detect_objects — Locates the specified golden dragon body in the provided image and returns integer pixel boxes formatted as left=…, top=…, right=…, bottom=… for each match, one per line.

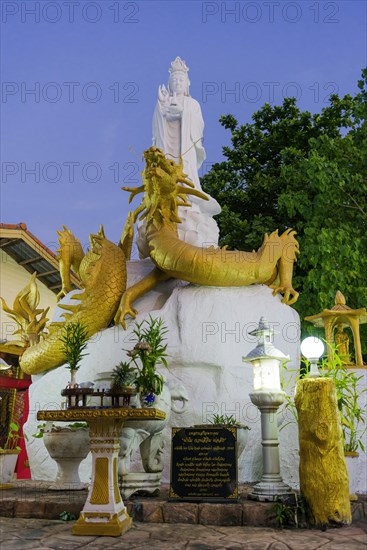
left=14, top=227, right=127, bottom=375
left=115, top=147, right=300, bottom=327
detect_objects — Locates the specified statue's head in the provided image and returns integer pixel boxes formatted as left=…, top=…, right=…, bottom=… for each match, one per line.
left=168, top=56, right=190, bottom=96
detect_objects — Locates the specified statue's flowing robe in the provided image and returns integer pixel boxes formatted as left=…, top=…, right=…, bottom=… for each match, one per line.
left=152, top=96, right=206, bottom=190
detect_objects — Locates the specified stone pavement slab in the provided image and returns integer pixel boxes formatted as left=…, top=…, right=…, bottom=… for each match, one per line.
left=0, top=518, right=366, bottom=550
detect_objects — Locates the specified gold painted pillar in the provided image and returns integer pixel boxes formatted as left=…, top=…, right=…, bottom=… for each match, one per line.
left=73, top=416, right=131, bottom=536
left=295, top=378, right=351, bottom=526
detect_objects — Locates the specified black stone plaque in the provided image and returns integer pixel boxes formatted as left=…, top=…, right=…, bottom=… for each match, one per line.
left=169, top=427, right=238, bottom=501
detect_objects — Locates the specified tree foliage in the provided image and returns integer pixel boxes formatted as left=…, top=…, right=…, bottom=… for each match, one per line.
left=201, top=70, right=367, bottom=353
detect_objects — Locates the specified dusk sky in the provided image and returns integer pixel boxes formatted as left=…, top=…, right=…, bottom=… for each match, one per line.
left=1, top=0, right=366, bottom=256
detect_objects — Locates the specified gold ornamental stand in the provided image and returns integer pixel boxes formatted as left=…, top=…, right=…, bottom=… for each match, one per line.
left=37, top=408, right=165, bottom=536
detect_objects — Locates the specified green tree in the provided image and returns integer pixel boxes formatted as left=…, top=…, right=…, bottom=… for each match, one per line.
left=201, top=70, right=367, bottom=355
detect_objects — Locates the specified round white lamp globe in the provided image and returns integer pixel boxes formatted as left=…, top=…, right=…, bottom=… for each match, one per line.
left=301, top=337, right=324, bottom=378
left=301, top=337, right=324, bottom=360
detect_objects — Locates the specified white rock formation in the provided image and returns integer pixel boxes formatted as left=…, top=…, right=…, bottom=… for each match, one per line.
left=24, top=259, right=367, bottom=494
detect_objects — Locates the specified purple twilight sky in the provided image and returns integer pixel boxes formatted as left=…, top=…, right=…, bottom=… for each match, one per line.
left=1, top=0, right=366, bottom=256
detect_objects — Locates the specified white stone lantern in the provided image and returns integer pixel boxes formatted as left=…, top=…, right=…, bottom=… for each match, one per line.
left=243, top=317, right=293, bottom=501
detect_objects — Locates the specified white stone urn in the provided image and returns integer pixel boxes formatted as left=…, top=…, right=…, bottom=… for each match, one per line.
left=0, top=450, right=20, bottom=484
left=43, top=427, right=90, bottom=490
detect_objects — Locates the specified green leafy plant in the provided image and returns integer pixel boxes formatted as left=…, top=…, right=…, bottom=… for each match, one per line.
left=271, top=495, right=306, bottom=528
left=60, top=321, right=89, bottom=372
left=272, top=498, right=295, bottom=528
left=127, top=316, right=168, bottom=405
left=201, top=70, right=367, bottom=350
left=280, top=344, right=367, bottom=453
left=110, top=361, right=137, bottom=389
left=209, top=414, right=239, bottom=426
left=59, top=511, right=77, bottom=521
left=32, top=422, right=88, bottom=438
left=321, top=350, right=367, bottom=453
left=0, top=422, right=21, bottom=450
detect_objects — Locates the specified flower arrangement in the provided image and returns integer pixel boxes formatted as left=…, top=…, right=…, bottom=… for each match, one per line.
left=124, top=316, right=168, bottom=406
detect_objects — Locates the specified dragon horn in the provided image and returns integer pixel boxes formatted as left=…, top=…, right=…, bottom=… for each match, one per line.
left=177, top=177, right=195, bottom=188
left=176, top=186, right=209, bottom=201
left=89, top=226, right=105, bottom=246
left=121, top=185, right=145, bottom=204
left=56, top=224, right=70, bottom=236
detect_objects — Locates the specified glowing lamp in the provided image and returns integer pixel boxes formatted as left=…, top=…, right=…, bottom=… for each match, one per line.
left=243, top=317, right=289, bottom=391
left=300, top=337, right=324, bottom=378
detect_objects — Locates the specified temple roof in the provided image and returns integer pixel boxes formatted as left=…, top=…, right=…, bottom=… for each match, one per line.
left=305, top=291, right=367, bottom=327
left=0, top=223, right=80, bottom=295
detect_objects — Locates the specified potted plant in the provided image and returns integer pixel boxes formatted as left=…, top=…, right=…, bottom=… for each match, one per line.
left=60, top=320, right=89, bottom=389
left=209, top=414, right=250, bottom=460
left=108, top=361, right=138, bottom=406
left=33, top=422, right=90, bottom=490
left=0, top=421, right=21, bottom=485
left=127, top=316, right=168, bottom=406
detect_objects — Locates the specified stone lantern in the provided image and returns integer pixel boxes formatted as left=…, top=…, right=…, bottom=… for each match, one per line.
left=243, top=317, right=292, bottom=501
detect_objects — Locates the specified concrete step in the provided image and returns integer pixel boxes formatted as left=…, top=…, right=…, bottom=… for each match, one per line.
left=1, top=481, right=366, bottom=527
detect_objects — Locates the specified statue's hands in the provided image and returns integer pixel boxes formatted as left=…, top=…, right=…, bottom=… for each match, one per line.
left=158, top=84, right=169, bottom=105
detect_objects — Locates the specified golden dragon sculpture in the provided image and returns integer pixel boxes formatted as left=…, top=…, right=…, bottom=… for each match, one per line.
left=1, top=225, right=131, bottom=375
left=114, top=146, right=300, bottom=328
left=1, top=146, right=299, bottom=373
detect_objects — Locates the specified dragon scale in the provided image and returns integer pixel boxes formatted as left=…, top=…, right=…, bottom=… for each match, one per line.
left=20, top=232, right=126, bottom=375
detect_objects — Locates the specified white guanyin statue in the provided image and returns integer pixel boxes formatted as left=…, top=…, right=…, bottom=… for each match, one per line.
left=136, top=56, right=221, bottom=258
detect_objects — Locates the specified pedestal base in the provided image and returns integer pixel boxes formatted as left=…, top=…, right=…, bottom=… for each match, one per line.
left=248, top=478, right=293, bottom=502
left=73, top=510, right=132, bottom=536
left=37, top=408, right=165, bottom=537
left=120, top=472, right=161, bottom=499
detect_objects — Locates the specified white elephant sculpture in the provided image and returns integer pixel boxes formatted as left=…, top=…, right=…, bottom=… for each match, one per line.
left=118, top=381, right=189, bottom=476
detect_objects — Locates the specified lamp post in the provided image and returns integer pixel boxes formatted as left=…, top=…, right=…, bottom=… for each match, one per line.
left=300, top=337, right=324, bottom=377
left=243, top=317, right=293, bottom=501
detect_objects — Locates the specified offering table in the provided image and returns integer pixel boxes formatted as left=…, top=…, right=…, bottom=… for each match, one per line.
left=37, top=407, right=165, bottom=536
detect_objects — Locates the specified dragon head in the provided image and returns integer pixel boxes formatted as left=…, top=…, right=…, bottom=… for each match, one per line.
left=56, top=225, right=84, bottom=268
left=123, top=147, right=209, bottom=227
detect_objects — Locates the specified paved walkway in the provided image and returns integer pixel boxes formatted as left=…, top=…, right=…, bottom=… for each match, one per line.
left=0, top=517, right=366, bottom=549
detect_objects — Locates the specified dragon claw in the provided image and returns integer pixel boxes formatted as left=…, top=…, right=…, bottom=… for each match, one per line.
left=114, top=294, right=138, bottom=330
left=272, top=286, right=299, bottom=306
